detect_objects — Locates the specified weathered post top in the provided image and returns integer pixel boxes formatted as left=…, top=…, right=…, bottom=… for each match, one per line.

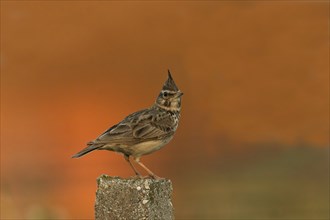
left=95, top=174, right=174, bottom=220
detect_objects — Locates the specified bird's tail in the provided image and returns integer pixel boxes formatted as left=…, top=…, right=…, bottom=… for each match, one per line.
left=71, top=142, right=102, bottom=158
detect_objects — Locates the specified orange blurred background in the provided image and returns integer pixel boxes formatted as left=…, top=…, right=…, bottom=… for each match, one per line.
left=1, top=1, right=329, bottom=219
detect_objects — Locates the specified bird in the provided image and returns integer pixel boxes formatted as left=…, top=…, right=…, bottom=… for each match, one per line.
left=72, top=70, right=183, bottom=179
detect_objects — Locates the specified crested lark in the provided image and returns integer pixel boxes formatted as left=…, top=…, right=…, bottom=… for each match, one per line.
left=72, top=70, right=183, bottom=178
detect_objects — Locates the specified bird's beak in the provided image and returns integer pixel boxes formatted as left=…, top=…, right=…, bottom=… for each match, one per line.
left=176, top=91, right=184, bottom=98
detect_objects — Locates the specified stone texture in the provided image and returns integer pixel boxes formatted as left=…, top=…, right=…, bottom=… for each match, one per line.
left=95, top=174, right=174, bottom=220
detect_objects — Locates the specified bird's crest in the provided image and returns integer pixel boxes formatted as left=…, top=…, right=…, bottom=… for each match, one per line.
left=162, top=69, right=179, bottom=91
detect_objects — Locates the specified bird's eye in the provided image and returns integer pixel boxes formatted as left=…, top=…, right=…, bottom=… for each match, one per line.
left=163, top=92, right=168, bottom=97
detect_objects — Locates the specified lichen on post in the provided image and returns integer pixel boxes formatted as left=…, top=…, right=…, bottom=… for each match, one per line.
left=95, top=174, right=174, bottom=220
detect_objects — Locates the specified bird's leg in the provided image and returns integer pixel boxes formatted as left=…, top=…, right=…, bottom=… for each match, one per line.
left=124, top=155, right=141, bottom=177
left=134, top=157, right=160, bottom=179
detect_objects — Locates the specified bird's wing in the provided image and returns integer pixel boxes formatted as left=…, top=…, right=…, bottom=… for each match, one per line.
left=90, top=108, right=174, bottom=145
left=132, top=111, right=175, bottom=139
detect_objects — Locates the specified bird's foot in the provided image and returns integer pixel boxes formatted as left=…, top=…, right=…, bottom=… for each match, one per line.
left=149, top=174, right=163, bottom=180
left=132, top=174, right=163, bottom=179
left=131, top=174, right=143, bottom=179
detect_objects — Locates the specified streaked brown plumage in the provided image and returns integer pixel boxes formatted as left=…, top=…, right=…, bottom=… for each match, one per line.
left=72, top=70, right=183, bottom=178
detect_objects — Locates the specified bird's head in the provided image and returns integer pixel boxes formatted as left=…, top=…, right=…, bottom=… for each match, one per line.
left=155, top=70, right=183, bottom=111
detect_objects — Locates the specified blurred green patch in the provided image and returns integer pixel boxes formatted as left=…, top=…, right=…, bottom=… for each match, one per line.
left=173, top=145, right=329, bottom=219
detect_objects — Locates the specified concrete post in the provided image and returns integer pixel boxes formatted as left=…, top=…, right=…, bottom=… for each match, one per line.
left=95, top=174, right=174, bottom=220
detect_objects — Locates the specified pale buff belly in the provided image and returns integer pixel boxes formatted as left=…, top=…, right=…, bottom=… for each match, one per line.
left=100, top=137, right=173, bottom=157
left=128, top=137, right=173, bottom=157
